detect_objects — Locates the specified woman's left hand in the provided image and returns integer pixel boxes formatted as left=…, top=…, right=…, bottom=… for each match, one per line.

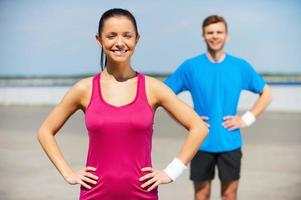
left=139, top=167, right=172, bottom=191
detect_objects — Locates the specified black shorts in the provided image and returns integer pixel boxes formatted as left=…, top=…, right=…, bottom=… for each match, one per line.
left=190, top=149, right=242, bottom=183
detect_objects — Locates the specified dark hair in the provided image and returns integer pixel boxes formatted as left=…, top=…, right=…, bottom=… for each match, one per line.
left=98, top=8, right=139, bottom=70
left=202, top=15, right=228, bottom=34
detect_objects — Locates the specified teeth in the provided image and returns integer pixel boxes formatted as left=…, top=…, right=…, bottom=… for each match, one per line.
left=113, top=50, right=127, bottom=56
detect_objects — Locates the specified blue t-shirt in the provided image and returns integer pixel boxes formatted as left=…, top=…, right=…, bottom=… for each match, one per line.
left=164, top=53, right=266, bottom=152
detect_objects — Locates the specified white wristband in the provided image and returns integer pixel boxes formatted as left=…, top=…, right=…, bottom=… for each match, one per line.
left=241, top=111, right=256, bottom=127
left=163, top=158, right=187, bottom=181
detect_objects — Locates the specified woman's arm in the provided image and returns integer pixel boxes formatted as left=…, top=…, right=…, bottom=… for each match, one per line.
left=37, top=78, right=98, bottom=189
left=140, top=77, right=208, bottom=191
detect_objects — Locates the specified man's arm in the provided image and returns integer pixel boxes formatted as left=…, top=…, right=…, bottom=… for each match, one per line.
left=249, top=85, right=272, bottom=117
left=223, top=84, right=272, bottom=130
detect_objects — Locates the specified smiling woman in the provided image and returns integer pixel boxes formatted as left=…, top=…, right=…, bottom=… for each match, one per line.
left=37, top=8, right=208, bottom=200
left=96, top=8, right=140, bottom=71
left=97, top=16, right=138, bottom=70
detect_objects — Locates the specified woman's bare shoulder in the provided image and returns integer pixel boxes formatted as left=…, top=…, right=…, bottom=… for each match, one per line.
left=71, top=76, right=93, bottom=97
left=144, top=75, right=169, bottom=93
left=144, top=75, right=163, bottom=88
left=65, top=76, right=94, bottom=110
left=74, top=76, right=93, bottom=93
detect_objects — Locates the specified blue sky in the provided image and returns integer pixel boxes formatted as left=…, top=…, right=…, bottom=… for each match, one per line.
left=0, top=0, right=301, bottom=76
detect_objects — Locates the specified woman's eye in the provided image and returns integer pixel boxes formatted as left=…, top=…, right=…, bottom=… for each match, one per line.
left=124, top=35, right=132, bottom=39
left=107, top=35, right=115, bottom=39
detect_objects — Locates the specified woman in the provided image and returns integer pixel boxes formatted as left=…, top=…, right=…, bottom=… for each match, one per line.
left=38, top=8, right=208, bottom=200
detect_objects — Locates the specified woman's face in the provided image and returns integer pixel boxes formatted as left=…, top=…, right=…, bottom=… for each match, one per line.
left=98, top=16, right=139, bottom=64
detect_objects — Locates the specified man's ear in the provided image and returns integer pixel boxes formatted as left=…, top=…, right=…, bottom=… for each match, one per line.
left=201, top=33, right=205, bottom=41
left=226, top=33, right=230, bottom=42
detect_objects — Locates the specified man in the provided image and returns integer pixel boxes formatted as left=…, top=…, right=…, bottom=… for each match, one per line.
left=164, top=15, right=272, bottom=200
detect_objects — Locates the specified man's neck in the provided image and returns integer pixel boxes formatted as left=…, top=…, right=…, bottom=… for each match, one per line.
left=206, top=50, right=226, bottom=63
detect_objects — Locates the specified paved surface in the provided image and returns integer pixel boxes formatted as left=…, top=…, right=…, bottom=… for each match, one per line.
left=0, top=106, right=301, bottom=200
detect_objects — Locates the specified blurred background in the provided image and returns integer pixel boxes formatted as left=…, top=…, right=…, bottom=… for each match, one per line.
left=0, top=0, right=300, bottom=199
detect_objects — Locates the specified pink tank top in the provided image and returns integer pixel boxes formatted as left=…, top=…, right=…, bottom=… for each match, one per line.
left=80, top=72, right=158, bottom=200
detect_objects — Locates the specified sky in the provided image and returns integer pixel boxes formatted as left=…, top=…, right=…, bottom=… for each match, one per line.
left=0, top=0, right=301, bottom=76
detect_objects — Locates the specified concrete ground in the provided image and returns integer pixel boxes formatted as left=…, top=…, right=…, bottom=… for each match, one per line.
left=0, top=106, right=301, bottom=200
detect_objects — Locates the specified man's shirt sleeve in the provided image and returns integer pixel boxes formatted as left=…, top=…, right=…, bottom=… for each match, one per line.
left=241, top=60, right=266, bottom=93
left=164, top=61, right=189, bottom=94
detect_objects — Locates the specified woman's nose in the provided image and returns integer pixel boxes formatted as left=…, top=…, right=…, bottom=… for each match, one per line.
left=115, top=36, right=124, bottom=46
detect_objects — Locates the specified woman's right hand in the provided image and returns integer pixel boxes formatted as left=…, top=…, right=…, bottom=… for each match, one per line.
left=65, top=166, right=99, bottom=189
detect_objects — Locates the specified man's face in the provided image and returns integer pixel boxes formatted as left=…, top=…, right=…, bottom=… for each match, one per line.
left=203, top=22, right=228, bottom=52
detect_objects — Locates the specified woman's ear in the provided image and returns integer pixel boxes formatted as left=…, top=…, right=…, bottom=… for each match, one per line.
left=96, top=34, right=102, bottom=47
left=135, top=35, right=140, bottom=44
